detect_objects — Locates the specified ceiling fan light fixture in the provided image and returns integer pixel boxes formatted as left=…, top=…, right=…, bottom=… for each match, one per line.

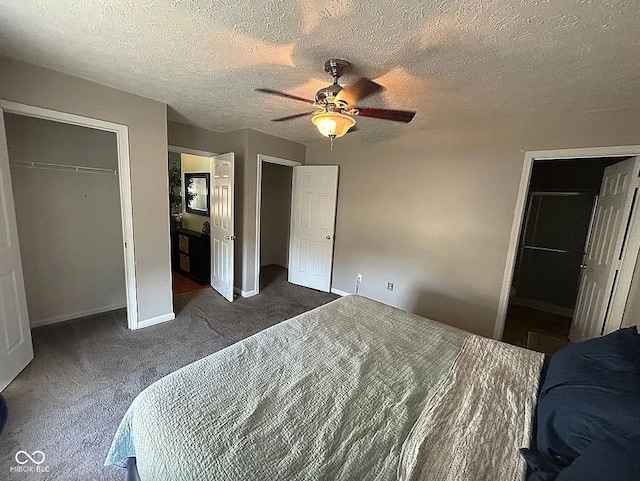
left=311, top=111, right=355, bottom=139
left=256, top=59, right=415, bottom=146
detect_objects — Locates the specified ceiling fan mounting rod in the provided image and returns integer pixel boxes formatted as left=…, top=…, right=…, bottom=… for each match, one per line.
left=324, top=59, right=350, bottom=84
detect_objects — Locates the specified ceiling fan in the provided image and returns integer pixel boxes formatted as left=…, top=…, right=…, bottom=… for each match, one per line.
left=256, top=59, right=416, bottom=146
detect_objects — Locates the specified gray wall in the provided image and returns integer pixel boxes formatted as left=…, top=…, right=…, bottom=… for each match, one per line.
left=5, top=114, right=125, bottom=326
left=167, top=122, right=305, bottom=294
left=0, top=56, right=172, bottom=324
left=306, top=109, right=640, bottom=338
left=260, top=163, right=292, bottom=267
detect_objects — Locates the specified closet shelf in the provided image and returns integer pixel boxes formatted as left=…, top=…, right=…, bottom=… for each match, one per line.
left=9, top=161, right=117, bottom=175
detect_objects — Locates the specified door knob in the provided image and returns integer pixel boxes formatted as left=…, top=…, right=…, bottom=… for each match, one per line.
left=580, top=264, right=587, bottom=269
left=224, top=235, right=236, bottom=241
left=325, top=235, right=331, bottom=240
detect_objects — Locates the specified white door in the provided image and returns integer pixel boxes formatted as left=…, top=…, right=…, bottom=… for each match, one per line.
left=288, top=166, right=339, bottom=292
left=0, top=109, right=33, bottom=391
left=571, top=157, right=640, bottom=342
left=210, top=153, right=235, bottom=302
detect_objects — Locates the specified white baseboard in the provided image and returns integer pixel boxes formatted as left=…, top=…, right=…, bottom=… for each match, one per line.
left=136, top=312, right=175, bottom=329
left=30, top=303, right=127, bottom=328
left=330, top=288, right=351, bottom=297
left=234, top=287, right=258, bottom=298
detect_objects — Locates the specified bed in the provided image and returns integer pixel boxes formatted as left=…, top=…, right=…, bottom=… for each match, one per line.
left=105, top=295, right=545, bottom=481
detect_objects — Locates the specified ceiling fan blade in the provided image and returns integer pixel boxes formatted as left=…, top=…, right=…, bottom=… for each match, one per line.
left=271, top=112, right=315, bottom=122
left=255, top=88, right=315, bottom=104
left=356, top=107, right=416, bottom=123
left=335, top=77, right=384, bottom=107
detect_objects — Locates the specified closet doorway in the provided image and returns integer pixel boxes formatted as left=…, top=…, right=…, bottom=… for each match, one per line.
left=255, top=155, right=301, bottom=294
left=0, top=101, right=138, bottom=389
left=498, top=149, right=640, bottom=353
left=0, top=102, right=137, bottom=327
left=5, top=113, right=128, bottom=327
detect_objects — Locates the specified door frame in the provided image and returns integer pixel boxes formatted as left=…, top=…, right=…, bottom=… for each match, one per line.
left=167, top=144, right=217, bottom=231
left=254, top=154, right=302, bottom=296
left=167, top=144, right=218, bottom=297
left=0, top=99, right=140, bottom=329
left=494, top=145, right=640, bottom=340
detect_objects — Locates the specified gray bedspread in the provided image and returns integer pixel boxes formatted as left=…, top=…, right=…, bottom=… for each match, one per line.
left=105, top=295, right=469, bottom=480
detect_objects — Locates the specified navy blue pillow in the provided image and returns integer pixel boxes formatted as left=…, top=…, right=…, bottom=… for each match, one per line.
left=535, top=327, right=640, bottom=463
left=555, top=434, right=640, bottom=481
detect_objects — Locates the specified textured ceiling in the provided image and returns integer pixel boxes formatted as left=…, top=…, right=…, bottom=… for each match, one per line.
left=1, top=0, right=639, bottom=143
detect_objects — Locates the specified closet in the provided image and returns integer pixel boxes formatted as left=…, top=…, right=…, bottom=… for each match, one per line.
left=260, top=162, right=293, bottom=270
left=513, top=192, right=596, bottom=309
left=4, top=113, right=125, bottom=327
left=510, top=157, right=624, bottom=315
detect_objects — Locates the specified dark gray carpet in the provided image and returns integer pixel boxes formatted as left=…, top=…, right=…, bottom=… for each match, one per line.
left=0, top=266, right=337, bottom=480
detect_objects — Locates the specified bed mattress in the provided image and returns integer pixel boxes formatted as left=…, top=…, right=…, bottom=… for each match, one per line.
left=106, top=295, right=543, bottom=481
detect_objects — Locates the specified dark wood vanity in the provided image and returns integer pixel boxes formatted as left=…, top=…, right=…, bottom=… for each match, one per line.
left=171, top=228, right=210, bottom=285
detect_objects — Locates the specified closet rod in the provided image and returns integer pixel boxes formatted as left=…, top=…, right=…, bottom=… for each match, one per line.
left=9, top=161, right=117, bottom=175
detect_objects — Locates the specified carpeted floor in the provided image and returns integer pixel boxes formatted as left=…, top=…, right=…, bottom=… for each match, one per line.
left=526, top=331, right=571, bottom=355
left=0, top=266, right=337, bottom=480
left=502, top=303, right=572, bottom=349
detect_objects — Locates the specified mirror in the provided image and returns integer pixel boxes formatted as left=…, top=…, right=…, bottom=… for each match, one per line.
left=185, top=172, right=210, bottom=217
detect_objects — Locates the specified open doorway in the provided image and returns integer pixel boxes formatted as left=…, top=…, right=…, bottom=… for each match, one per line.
left=167, top=147, right=215, bottom=296
left=4, top=113, right=128, bottom=327
left=0, top=103, right=137, bottom=323
left=499, top=149, right=640, bottom=354
left=0, top=101, right=138, bottom=389
left=256, top=155, right=301, bottom=293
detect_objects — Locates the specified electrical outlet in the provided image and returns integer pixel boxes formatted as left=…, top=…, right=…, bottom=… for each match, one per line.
left=387, top=282, right=394, bottom=292
left=355, top=273, right=363, bottom=294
